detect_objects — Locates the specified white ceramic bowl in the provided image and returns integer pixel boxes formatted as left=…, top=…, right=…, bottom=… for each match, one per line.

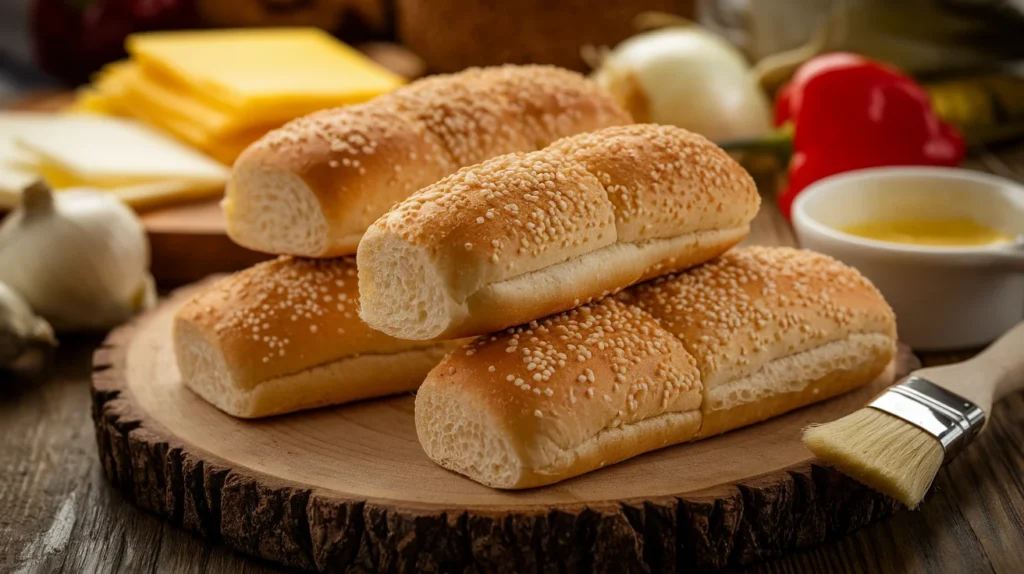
left=792, top=167, right=1024, bottom=350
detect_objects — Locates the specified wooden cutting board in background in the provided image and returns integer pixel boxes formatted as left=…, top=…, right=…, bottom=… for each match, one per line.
left=5, top=91, right=272, bottom=285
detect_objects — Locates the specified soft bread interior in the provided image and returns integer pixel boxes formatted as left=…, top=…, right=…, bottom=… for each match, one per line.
left=357, top=231, right=467, bottom=341
left=176, top=318, right=453, bottom=418
left=416, top=383, right=702, bottom=489
left=468, top=226, right=748, bottom=329
left=361, top=226, right=748, bottom=340
left=224, top=166, right=329, bottom=257
left=415, top=384, right=522, bottom=488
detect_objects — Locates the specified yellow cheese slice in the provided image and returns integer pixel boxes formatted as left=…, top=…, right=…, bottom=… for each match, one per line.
left=106, top=179, right=224, bottom=211
left=68, top=89, right=122, bottom=115
left=121, top=64, right=237, bottom=134
left=127, top=28, right=404, bottom=116
left=9, top=113, right=229, bottom=187
left=123, top=63, right=329, bottom=135
left=107, top=92, right=265, bottom=165
left=83, top=59, right=277, bottom=163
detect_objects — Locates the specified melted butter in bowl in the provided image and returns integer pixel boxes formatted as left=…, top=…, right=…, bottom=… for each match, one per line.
left=841, top=218, right=1015, bottom=247
left=792, top=167, right=1024, bottom=350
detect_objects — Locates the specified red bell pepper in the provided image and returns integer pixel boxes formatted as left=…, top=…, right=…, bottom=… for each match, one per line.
left=775, top=53, right=965, bottom=218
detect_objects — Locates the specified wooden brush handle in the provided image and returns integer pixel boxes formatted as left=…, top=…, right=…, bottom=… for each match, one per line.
left=915, top=321, right=1024, bottom=418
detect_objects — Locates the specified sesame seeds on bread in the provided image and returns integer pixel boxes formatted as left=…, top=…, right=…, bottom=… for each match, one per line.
left=173, top=256, right=462, bottom=418
left=357, top=124, right=759, bottom=341
left=624, top=247, right=897, bottom=438
left=414, top=247, right=897, bottom=488
left=416, top=297, right=702, bottom=489
left=224, top=65, right=631, bottom=258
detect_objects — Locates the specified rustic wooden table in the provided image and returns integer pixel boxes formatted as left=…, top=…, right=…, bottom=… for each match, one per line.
left=2, top=162, right=1023, bottom=573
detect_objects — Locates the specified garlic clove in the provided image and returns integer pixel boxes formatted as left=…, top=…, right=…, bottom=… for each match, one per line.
left=0, top=280, right=56, bottom=368
left=0, top=181, right=155, bottom=333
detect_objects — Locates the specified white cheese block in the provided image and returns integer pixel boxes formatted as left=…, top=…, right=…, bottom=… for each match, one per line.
left=0, top=112, right=228, bottom=210
left=7, top=113, right=229, bottom=186
left=0, top=113, right=44, bottom=199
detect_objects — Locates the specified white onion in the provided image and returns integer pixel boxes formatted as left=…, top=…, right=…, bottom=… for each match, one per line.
left=591, top=27, right=772, bottom=141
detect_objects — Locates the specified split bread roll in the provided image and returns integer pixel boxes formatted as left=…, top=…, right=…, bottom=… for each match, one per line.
left=415, top=247, right=897, bottom=489
left=173, top=257, right=463, bottom=418
left=225, top=65, right=631, bottom=258
left=358, top=124, right=760, bottom=341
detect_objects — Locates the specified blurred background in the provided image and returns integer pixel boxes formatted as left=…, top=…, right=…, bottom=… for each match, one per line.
left=2, top=0, right=1024, bottom=352
left=4, top=0, right=1024, bottom=91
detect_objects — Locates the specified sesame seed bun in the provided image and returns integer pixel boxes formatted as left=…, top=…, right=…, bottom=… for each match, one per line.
left=357, top=124, right=759, bottom=341
left=224, top=65, right=631, bottom=258
left=416, top=297, right=702, bottom=489
left=624, top=247, right=897, bottom=438
left=414, top=247, right=896, bottom=489
left=173, top=257, right=463, bottom=418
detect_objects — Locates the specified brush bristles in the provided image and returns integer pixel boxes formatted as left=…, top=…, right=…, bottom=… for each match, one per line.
left=803, top=408, right=944, bottom=508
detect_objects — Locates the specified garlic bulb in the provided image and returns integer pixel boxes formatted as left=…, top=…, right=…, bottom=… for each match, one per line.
left=589, top=25, right=772, bottom=141
left=0, top=182, right=156, bottom=332
left=0, top=279, right=55, bottom=368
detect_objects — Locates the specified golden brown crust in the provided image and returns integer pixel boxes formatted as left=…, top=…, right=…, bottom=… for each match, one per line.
left=226, top=65, right=631, bottom=257
left=624, top=247, right=898, bottom=390
left=417, top=297, right=701, bottom=488
left=373, top=150, right=618, bottom=302
left=174, top=256, right=440, bottom=389
left=358, top=124, right=759, bottom=341
left=415, top=247, right=898, bottom=488
left=227, top=102, right=457, bottom=257
left=548, top=124, right=759, bottom=242
left=474, top=66, right=635, bottom=147
left=395, top=0, right=696, bottom=73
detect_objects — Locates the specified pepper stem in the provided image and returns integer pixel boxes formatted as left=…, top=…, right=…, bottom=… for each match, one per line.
left=716, top=125, right=795, bottom=163
left=21, top=179, right=55, bottom=215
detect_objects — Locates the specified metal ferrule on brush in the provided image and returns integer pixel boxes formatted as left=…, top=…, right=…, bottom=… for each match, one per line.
left=868, top=376, right=986, bottom=460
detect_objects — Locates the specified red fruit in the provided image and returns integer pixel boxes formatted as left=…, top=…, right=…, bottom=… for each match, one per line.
left=31, top=0, right=198, bottom=85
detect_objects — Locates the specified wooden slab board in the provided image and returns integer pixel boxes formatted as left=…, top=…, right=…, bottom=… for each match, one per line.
left=91, top=282, right=917, bottom=572
left=5, top=92, right=270, bottom=285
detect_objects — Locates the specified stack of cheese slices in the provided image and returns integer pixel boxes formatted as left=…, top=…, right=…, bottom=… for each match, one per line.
left=74, top=29, right=405, bottom=165
left=174, top=64, right=897, bottom=489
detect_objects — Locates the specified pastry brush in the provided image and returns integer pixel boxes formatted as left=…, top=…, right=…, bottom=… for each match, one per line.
left=803, top=320, right=1024, bottom=508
